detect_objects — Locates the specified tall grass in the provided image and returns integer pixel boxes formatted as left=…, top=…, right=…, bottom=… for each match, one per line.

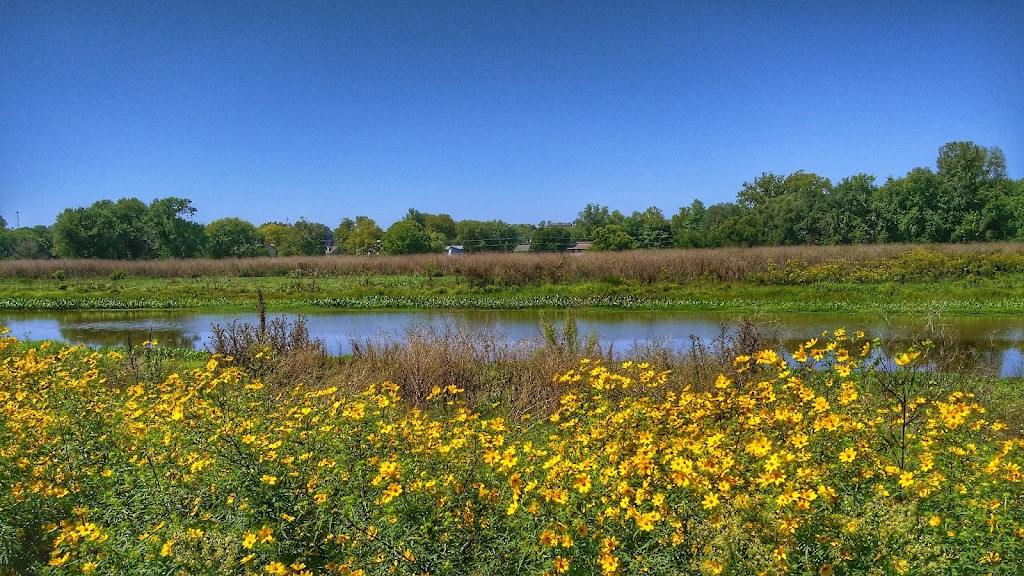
left=204, top=313, right=777, bottom=421
left=3, top=243, right=1023, bottom=284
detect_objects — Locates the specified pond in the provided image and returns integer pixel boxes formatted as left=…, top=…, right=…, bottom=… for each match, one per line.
left=2, top=309, right=1022, bottom=377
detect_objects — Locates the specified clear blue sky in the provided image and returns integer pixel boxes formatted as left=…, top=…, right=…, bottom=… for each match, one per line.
left=2, top=1, right=1022, bottom=229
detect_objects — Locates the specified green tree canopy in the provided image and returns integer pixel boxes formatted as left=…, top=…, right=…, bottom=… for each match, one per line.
left=291, top=219, right=331, bottom=256
left=344, top=216, right=384, bottom=255
left=737, top=172, right=786, bottom=209
left=820, top=174, right=877, bottom=244
left=671, top=200, right=707, bottom=248
left=422, top=213, right=457, bottom=244
left=382, top=219, right=433, bottom=255
left=455, top=220, right=519, bottom=252
left=52, top=198, right=151, bottom=259
left=624, top=207, right=672, bottom=249
left=576, top=204, right=611, bottom=238
left=530, top=226, right=572, bottom=252
left=333, top=218, right=355, bottom=254
left=146, top=197, right=206, bottom=258
left=936, top=141, right=1012, bottom=242
left=590, top=224, right=637, bottom=251
left=256, top=219, right=329, bottom=256
left=205, top=217, right=266, bottom=258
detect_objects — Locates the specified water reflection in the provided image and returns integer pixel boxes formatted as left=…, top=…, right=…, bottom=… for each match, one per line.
left=1, top=309, right=1022, bottom=377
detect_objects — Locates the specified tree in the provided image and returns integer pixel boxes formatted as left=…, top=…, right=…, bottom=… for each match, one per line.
left=530, top=226, right=571, bottom=252
left=671, top=200, right=707, bottom=248
left=590, top=224, right=637, bottom=251
left=756, top=171, right=831, bottom=245
left=873, top=168, right=945, bottom=243
left=455, top=220, right=518, bottom=252
left=624, top=207, right=672, bottom=249
left=576, top=204, right=611, bottom=238
left=1011, top=179, right=1024, bottom=240
left=820, top=174, right=877, bottom=244
left=422, top=213, right=457, bottom=244
left=698, top=202, right=761, bottom=247
left=344, top=216, right=383, bottom=255
left=482, top=220, right=520, bottom=252
left=52, top=198, right=150, bottom=259
left=146, top=197, right=206, bottom=258
left=403, top=208, right=426, bottom=227
left=258, top=222, right=291, bottom=256
left=455, top=220, right=486, bottom=251
left=256, top=219, right=329, bottom=256
left=333, top=218, right=355, bottom=254
left=737, top=172, right=786, bottom=209
left=206, top=218, right=266, bottom=258
left=291, top=219, right=331, bottom=256
left=935, top=141, right=1012, bottom=242
left=382, top=219, right=433, bottom=254
left=0, top=226, right=52, bottom=259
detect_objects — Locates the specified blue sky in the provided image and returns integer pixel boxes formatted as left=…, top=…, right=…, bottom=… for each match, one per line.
left=2, top=1, right=1022, bottom=229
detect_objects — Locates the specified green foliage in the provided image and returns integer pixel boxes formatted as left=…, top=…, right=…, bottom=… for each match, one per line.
left=52, top=198, right=151, bottom=259
left=145, top=197, right=206, bottom=258
left=530, top=226, right=571, bottom=252
left=670, top=200, right=707, bottom=248
left=0, top=226, right=53, bottom=259
left=422, top=213, right=457, bottom=244
left=11, top=140, right=1024, bottom=263
left=575, top=203, right=612, bottom=237
left=289, top=219, right=330, bottom=256
left=258, top=220, right=329, bottom=257
left=820, top=174, right=877, bottom=244
left=205, top=217, right=266, bottom=258
left=590, top=224, right=637, bottom=251
left=382, top=220, right=433, bottom=255
left=344, top=216, right=384, bottom=255
left=538, top=312, right=599, bottom=356
left=455, top=220, right=519, bottom=252
left=332, top=218, right=355, bottom=254
left=623, top=206, right=672, bottom=249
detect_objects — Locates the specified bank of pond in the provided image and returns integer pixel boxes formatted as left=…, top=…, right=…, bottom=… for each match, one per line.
left=2, top=309, right=1022, bottom=377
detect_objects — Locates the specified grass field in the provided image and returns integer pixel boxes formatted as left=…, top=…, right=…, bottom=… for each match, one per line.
left=2, top=244, right=1024, bottom=315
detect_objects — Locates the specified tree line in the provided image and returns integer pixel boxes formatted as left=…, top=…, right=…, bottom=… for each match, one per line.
left=2, top=141, right=1022, bottom=260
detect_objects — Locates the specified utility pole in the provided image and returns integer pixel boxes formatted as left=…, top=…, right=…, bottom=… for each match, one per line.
left=15, top=211, right=19, bottom=228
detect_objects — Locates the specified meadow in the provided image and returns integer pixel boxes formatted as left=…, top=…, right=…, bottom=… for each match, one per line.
left=2, top=244, right=1024, bottom=315
left=1, top=323, right=1022, bottom=575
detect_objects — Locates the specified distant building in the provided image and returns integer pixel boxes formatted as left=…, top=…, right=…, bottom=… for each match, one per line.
left=567, top=241, right=592, bottom=254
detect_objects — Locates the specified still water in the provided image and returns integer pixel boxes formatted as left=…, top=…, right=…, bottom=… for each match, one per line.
left=2, top=309, right=1022, bottom=377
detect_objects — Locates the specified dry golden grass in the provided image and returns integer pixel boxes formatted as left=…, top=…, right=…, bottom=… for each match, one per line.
left=205, top=314, right=774, bottom=421
left=3, top=242, right=1023, bottom=283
